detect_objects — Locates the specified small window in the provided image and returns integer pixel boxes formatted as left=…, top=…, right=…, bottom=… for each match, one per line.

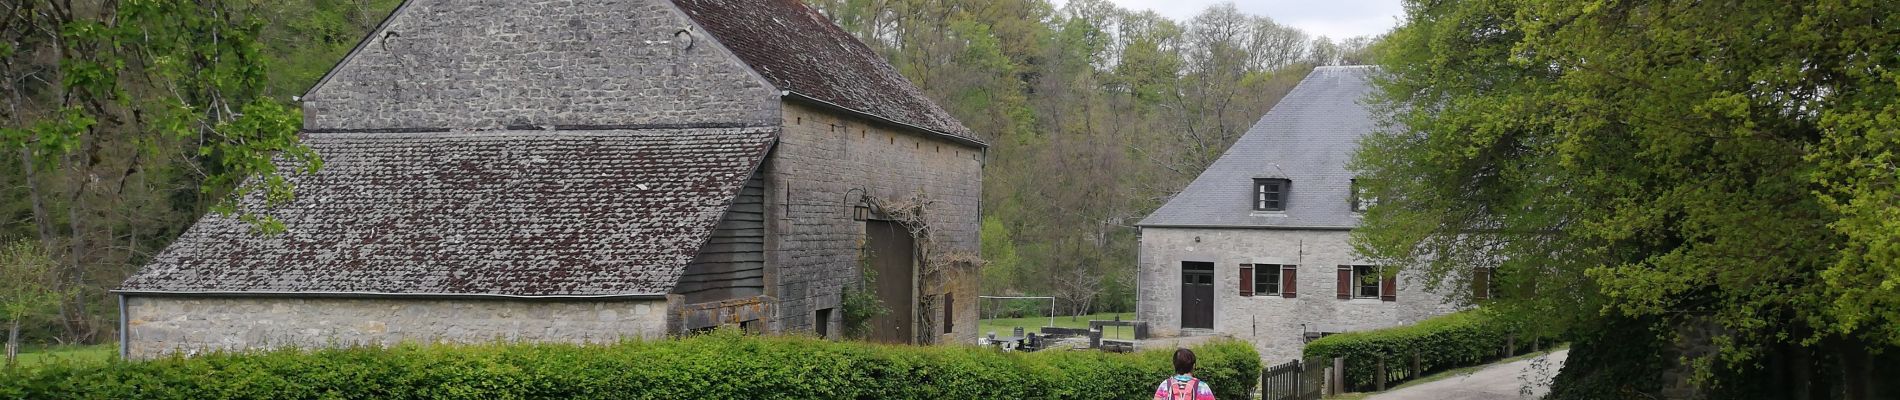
left=1254, top=179, right=1290, bottom=211
left=1254, top=265, right=1282, bottom=296
left=942, top=293, right=955, bottom=334
left=1350, top=179, right=1375, bottom=212
left=815, top=308, right=833, bottom=339
left=1353, top=265, right=1382, bottom=299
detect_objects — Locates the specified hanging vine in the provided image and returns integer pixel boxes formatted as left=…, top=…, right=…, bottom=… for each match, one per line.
left=864, top=190, right=985, bottom=344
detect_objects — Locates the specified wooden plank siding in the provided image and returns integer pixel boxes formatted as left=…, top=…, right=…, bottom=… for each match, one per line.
left=675, top=173, right=768, bottom=303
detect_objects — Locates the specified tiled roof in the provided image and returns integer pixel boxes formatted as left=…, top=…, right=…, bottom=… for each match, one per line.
left=119, top=127, right=776, bottom=296
left=672, top=0, right=982, bottom=145
left=1139, top=66, right=1378, bottom=229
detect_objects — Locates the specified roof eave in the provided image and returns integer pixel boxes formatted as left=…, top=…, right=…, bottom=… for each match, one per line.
left=112, top=290, right=669, bottom=301
left=1135, top=223, right=1356, bottom=232
left=780, top=91, right=987, bottom=149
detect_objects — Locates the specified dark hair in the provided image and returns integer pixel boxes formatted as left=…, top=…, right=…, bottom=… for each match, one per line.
left=1173, top=348, right=1196, bottom=375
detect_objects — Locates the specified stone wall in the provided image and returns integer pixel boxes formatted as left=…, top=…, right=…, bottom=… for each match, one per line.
left=301, top=0, right=778, bottom=130
left=1136, top=227, right=1462, bottom=363
left=124, top=296, right=667, bottom=359
left=764, top=102, right=983, bottom=345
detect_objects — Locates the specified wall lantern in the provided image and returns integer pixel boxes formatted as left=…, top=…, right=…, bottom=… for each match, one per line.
left=846, top=187, right=872, bottom=221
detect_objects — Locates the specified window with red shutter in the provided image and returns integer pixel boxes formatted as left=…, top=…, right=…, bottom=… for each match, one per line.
left=1239, top=264, right=1254, bottom=297
left=1380, top=273, right=1398, bottom=302
left=1281, top=265, right=1298, bottom=298
left=1336, top=266, right=1352, bottom=299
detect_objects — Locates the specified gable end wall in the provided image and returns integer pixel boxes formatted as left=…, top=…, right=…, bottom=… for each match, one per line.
left=764, top=102, right=983, bottom=344
left=301, top=0, right=778, bottom=130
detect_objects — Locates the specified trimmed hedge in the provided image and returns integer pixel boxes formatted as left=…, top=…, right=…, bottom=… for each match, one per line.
left=1302, top=310, right=1543, bottom=390
left=0, top=331, right=1258, bottom=399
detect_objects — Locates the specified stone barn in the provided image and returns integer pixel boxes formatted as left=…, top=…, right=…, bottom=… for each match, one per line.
left=115, top=0, right=984, bottom=358
left=1135, top=66, right=1464, bottom=363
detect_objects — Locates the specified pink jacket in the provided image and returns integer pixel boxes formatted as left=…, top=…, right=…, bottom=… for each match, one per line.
left=1152, top=376, right=1215, bottom=400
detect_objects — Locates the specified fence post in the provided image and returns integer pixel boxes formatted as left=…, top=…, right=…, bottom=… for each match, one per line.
left=1331, top=357, right=1345, bottom=396
left=1411, top=350, right=1421, bottom=380
left=1293, top=359, right=1302, bottom=399
left=1376, top=356, right=1387, bottom=391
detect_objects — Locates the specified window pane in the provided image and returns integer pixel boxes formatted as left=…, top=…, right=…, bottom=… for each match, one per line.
left=1255, top=266, right=1281, bottom=295
left=1354, top=266, right=1380, bottom=298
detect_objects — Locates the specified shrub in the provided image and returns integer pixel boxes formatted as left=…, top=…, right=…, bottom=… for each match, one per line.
left=0, top=331, right=1258, bottom=399
left=1302, top=310, right=1548, bottom=390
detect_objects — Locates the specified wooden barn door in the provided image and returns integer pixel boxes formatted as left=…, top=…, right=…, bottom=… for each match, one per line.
left=1181, top=262, right=1215, bottom=329
left=866, top=220, right=916, bottom=344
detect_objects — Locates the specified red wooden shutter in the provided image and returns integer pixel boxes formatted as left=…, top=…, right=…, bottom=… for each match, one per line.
left=1281, top=265, right=1298, bottom=298
left=1239, top=265, right=1254, bottom=297
left=1473, top=268, right=1491, bottom=300
left=1380, top=271, right=1398, bottom=302
left=1336, top=266, right=1352, bottom=299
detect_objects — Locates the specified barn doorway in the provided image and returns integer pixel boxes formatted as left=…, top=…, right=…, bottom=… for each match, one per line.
left=865, top=220, right=916, bottom=344
left=1181, top=261, right=1215, bottom=329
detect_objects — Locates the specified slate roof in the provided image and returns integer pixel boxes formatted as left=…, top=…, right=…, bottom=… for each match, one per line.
left=119, top=128, right=776, bottom=296
left=1139, top=66, right=1378, bottom=229
left=672, top=0, right=982, bottom=145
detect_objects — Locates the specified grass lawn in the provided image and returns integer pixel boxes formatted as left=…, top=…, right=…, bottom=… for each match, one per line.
left=9, top=344, right=116, bottom=369
left=978, top=312, right=1137, bottom=341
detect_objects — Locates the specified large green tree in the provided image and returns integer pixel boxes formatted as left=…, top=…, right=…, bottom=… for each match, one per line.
left=1, top=0, right=393, bottom=343
left=1358, top=0, right=1898, bottom=397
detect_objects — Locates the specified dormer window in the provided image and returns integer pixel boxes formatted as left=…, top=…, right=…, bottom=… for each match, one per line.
left=1351, top=179, right=1375, bottom=212
left=1253, top=178, right=1289, bottom=211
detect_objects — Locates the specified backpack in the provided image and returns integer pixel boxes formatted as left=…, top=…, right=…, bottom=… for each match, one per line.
left=1166, top=377, right=1201, bottom=400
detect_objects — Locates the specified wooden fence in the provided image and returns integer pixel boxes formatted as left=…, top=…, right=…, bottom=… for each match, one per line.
left=1260, top=358, right=1325, bottom=400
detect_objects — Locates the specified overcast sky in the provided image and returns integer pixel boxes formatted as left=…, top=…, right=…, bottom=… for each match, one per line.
left=1053, top=0, right=1405, bottom=40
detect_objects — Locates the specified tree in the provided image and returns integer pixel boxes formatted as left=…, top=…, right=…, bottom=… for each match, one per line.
left=1, top=0, right=392, bottom=343
left=2, top=240, right=65, bottom=368
left=1358, top=0, right=1899, bottom=396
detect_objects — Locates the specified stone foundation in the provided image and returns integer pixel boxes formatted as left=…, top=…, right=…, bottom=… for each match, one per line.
left=123, top=296, right=667, bottom=359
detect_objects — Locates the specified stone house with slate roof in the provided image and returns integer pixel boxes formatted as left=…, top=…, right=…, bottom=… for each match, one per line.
left=114, top=0, right=983, bottom=358
left=1135, top=66, right=1461, bottom=363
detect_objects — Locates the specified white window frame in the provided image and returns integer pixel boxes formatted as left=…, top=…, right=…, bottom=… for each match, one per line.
left=1352, top=265, right=1383, bottom=299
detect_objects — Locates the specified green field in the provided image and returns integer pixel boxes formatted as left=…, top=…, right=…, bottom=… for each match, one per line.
left=9, top=344, right=115, bottom=369
left=977, top=312, right=1137, bottom=341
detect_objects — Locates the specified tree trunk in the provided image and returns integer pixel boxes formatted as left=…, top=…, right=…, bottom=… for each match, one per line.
left=20, top=147, right=54, bottom=250
left=5, top=318, right=19, bottom=369
left=60, top=133, right=94, bottom=343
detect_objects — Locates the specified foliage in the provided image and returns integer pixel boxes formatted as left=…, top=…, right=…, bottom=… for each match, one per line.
left=1, top=0, right=397, bottom=344
left=1357, top=0, right=1900, bottom=393
left=1544, top=316, right=1670, bottom=400
left=1, top=240, right=68, bottom=368
left=843, top=245, right=890, bottom=341
left=1303, top=310, right=1546, bottom=390
left=0, top=330, right=1259, bottom=400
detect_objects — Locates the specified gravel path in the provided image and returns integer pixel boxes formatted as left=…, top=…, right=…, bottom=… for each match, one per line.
left=1365, top=349, right=1568, bottom=400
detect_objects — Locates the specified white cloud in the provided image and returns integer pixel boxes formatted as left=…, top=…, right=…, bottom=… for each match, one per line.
left=1052, top=0, right=1404, bottom=39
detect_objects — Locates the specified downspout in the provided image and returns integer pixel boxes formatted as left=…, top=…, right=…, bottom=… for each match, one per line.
left=117, top=294, right=127, bottom=359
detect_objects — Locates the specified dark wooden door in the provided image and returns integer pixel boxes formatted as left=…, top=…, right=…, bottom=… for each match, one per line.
left=866, top=220, right=915, bottom=344
left=1181, top=262, right=1215, bottom=329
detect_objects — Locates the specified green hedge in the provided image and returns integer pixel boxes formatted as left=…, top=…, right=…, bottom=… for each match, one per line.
left=0, top=331, right=1258, bottom=399
left=1302, top=310, right=1542, bottom=390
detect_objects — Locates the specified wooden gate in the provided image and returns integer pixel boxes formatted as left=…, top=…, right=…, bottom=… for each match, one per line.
left=1180, top=262, right=1214, bottom=329
left=1261, top=359, right=1324, bottom=400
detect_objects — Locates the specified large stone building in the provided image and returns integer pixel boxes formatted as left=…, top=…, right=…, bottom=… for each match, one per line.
left=1135, top=66, right=1461, bottom=363
left=115, top=0, right=983, bottom=358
